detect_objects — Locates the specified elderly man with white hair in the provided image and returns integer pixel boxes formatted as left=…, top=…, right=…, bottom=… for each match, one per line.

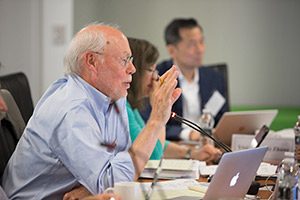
left=2, top=23, right=181, bottom=199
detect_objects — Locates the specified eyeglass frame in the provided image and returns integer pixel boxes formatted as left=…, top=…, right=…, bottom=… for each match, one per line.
left=91, top=51, right=134, bottom=67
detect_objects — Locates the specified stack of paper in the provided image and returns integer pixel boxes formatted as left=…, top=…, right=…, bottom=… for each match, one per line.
left=118, top=179, right=204, bottom=200
left=140, top=159, right=205, bottom=179
left=256, top=162, right=277, bottom=177
left=146, top=179, right=205, bottom=199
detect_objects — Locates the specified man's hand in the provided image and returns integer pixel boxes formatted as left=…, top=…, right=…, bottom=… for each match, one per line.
left=63, top=186, right=91, bottom=200
left=83, top=194, right=121, bottom=200
left=64, top=185, right=121, bottom=200
left=191, top=144, right=222, bottom=165
left=189, top=130, right=202, bottom=141
left=149, top=65, right=181, bottom=125
left=129, top=65, right=181, bottom=179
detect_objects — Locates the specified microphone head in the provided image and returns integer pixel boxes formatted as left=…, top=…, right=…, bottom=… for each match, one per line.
left=171, top=112, right=176, bottom=118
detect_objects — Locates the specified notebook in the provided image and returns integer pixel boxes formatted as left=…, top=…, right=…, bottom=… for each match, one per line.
left=140, top=159, right=204, bottom=179
left=213, top=109, right=278, bottom=146
left=188, top=147, right=268, bottom=200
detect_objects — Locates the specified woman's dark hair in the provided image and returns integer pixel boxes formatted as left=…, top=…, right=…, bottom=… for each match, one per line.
left=164, top=18, right=203, bottom=45
left=127, top=38, right=159, bottom=109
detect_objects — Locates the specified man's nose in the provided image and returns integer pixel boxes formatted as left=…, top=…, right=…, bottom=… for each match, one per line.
left=196, top=43, right=205, bottom=54
left=127, top=61, right=136, bottom=74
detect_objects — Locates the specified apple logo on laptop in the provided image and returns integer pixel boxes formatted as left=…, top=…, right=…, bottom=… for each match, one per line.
left=230, top=172, right=240, bottom=187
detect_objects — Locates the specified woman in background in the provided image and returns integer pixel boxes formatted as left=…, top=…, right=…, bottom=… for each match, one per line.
left=127, top=37, right=221, bottom=161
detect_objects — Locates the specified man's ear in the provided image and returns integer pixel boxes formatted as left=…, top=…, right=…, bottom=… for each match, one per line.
left=84, top=52, right=97, bottom=73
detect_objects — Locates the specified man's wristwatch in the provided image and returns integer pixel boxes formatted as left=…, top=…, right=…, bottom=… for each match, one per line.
left=184, top=148, right=192, bottom=159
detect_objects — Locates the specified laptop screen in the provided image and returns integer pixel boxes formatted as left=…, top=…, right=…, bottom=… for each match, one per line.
left=203, top=147, right=268, bottom=199
left=213, top=109, right=277, bottom=146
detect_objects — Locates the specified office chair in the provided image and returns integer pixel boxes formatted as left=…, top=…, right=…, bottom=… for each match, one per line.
left=0, top=72, right=34, bottom=123
left=0, top=89, right=25, bottom=181
left=206, top=63, right=230, bottom=112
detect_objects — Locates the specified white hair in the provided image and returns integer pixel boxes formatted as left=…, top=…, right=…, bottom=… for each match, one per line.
left=64, top=22, right=119, bottom=74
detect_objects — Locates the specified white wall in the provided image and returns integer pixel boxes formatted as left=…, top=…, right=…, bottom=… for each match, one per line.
left=41, top=0, right=73, bottom=91
left=74, top=0, right=300, bottom=106
left=1, top=0, right=299, bottom=106
left=0, top=0, right=41, bottom=104
left=0, top=0, right=73, bottom=104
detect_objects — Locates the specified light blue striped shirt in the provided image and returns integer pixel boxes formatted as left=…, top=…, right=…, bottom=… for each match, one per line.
left=2, top=74, right=134, bottom=199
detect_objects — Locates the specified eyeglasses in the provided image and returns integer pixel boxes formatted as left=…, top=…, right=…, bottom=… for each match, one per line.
left=92, top=51, right=133, bottom=67
left=143, top=68, right=160, bottom=81
left=120, top=55, right=134, bottom=67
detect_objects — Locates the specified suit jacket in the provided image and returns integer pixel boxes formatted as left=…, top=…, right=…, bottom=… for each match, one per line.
left=140, top=59, right=229, bottom=140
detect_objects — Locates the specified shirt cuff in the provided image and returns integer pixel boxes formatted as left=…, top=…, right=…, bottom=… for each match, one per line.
left=180, top=128, right=192, bottom=140
left=110, top=151, right=135, bottom=183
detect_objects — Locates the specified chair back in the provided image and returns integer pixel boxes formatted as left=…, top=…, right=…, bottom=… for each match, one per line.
left=0, top=89, right=25, bottom=181
left=207, top=63, right=230, bottom=111
left=0, top=72, right=34, bottom=123
left=0, top=118, right=17, bottom=181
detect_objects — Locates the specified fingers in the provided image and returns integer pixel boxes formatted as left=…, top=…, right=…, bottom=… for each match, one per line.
left=63, top=186, right=91, bottom=200
left=151, top=66, right=178, bottom=107
left=149, top=79, right=160, bottom=106
left=156, top=66, right=179, bottom=98
left=82, top=193, right=120, bottom=200
left=149, top=65, right=181, bottom=124
left=206, top=146, right=222, bottom=164
left=158, top=65, right=178, bottom=87
left=189, top=130, right=201, bottom=141
left=63, top=193, right=71, bottom=200
left=171, top=88, right=182, bottom=104
left=100, top=193, right=121, bottom=200
left=159, top=65, right=177, bottom=83
left=196, top=144, right=222, bottom=164
left=63, top=193, right=79, bottom=200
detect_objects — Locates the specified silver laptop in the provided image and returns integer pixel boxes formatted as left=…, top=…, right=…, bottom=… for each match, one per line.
left=168, top=147, right=268, bottom=200
left=203, top=147, right=268, bottom=200
left=213, top=109, right=278, bottom=146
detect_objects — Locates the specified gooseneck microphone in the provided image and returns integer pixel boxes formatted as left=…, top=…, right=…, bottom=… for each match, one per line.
left=171, top=113, right=263, bottom=195
left=171, top=112, right=232, bottom=153
left=145, top=157, right=164, bottom=200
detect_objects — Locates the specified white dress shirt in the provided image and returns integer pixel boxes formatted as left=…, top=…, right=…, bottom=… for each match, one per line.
left=178, top=68, right=201, bottom=140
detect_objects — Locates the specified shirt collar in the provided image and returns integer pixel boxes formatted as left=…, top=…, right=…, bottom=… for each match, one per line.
left=175, top=64, right=199, bottom=84
left=71, top=74, right=114, bottom=113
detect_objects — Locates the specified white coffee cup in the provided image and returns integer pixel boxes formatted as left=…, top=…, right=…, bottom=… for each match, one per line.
left=105, top=182, right=145, bottom=200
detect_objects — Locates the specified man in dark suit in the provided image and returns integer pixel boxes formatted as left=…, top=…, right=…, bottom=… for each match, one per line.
left=141, top=18, right=229, bottom=141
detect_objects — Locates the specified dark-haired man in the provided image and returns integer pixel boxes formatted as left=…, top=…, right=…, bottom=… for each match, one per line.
left=142, top=18, right=229, bottom=141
